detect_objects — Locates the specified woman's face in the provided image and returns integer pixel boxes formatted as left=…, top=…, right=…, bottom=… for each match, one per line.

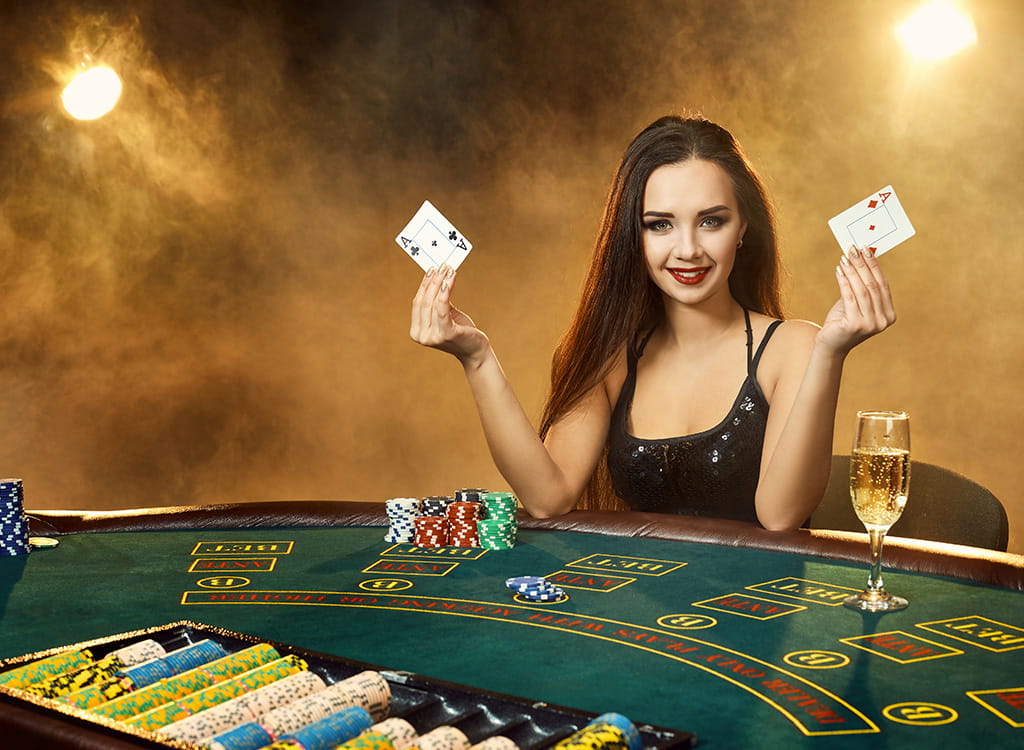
left=641, top=159, right=747, bottom=309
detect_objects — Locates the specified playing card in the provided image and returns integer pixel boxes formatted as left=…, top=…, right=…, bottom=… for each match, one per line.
left=394, top=200, right=472, bottom=272
left=827, top=185, right=915, bottom=257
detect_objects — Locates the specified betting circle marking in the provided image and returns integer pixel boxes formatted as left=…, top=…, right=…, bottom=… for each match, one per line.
left=513, top=592, right=570, bottom=605
left=657, top=614, right=718, bottom=630
left=358, top=579, right=414, bottom=592
left=783, top=650, right=851, bottom=669
left=196, top=576, right=251, bottom=589
left=883, top=702, right=959, bottom=726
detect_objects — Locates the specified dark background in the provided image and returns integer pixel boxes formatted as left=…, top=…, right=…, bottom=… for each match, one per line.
left=0, top=0, right=1020, bottom=552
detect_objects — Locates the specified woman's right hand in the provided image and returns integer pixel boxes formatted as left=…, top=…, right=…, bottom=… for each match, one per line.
left=410, top=265, right=490, bottom=366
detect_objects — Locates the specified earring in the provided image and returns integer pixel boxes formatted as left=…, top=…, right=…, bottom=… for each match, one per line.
left=737, top=238, right=744, bottom=249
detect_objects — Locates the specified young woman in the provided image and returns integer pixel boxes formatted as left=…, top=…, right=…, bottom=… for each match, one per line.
left=410, top=115, right=896, bottom=530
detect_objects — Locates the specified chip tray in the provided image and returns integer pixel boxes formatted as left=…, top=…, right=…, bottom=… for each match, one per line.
left=0, top=621, right=697, bottom=750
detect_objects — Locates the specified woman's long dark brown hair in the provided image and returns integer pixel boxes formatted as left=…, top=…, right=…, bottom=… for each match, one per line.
left=539, top=115, right=784, bottom=510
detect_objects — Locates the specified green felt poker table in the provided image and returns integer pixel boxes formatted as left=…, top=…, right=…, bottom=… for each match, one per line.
left=1, top=501, right=1022, bottom=749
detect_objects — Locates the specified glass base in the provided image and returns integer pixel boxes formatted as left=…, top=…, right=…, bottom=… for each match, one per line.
left=843, top=590, right=909, bottom=612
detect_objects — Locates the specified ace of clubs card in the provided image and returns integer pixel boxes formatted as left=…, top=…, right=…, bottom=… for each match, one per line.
left=395, top=200, right=472, bottom=272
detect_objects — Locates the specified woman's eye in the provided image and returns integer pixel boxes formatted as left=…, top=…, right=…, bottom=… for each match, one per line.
left=700, top=215, right=726, bottom=228
left=645, top=219, right=671, bottom=232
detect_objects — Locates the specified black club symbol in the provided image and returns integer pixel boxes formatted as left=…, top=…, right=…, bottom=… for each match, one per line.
left=448, top=231, right=457, bottom=241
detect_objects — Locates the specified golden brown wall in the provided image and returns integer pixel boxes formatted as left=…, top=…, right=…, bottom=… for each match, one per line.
left=1, top=2, right=1020, bottom=553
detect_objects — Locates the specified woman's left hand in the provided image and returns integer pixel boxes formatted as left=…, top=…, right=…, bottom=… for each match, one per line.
left=817, top=246, right=897, bottom=355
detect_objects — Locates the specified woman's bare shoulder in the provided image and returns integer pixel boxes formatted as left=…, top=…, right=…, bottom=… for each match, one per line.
left=750, top=316, right=819, bottom=395
left=770, top=317, right=819, bottom=349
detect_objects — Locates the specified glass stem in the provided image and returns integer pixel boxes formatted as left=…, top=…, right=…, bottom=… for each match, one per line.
left=866, top=528, right=887, bottom=593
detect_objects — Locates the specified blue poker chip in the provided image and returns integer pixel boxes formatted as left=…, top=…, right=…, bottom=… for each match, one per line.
left=282, top=705, right=373, bottom=748
left=518, top=593, right=565, bottom=602
left=117, top=658, right=174, bottom=687
left=515, top=583, right=559, bottom=595
left=209, top=722, right=273, bottom=750
left=163, top=640, right=228, bottom=674
left=509, top=581, right=560, bottom=595
left=518, top=587, right=567, bottom=601
left=506, top=576, right=547, bottom=589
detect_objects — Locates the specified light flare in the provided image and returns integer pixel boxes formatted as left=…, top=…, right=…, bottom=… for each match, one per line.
left=61, top=66, right=123, bottom=120
left=896, top=1, right=978, bottom=61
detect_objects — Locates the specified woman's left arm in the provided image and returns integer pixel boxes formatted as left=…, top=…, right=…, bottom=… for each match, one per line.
left=754, top=246, right=897, bottom=530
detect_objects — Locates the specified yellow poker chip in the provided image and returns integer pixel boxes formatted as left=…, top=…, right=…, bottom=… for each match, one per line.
left=28, top=537, right=59, bottom=549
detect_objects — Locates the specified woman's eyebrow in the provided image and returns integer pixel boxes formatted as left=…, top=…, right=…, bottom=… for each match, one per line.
left=697, top=204, right=731, bottom=216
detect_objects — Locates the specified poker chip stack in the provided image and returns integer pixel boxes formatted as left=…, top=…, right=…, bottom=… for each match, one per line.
left=259, top=669, right=391, bottom=739
left=15, top=640, right=168, bottom=701
left=417, top=725, right=471, bottom=750
left=384, top=498, right=421, bottom=543
left=446, top=502, right=481, bottom=547
left=125, top=655, right=308, bottom=731
left=553, top=714, right=641, bottom=750
left=91, top=643, right=280, bottom=720
left=335, top=729, right=396, bottom=750
left=0, top=478, right=30, bottom=557
left=273, top=705, right=374, bottom=750
left=454, top=488, right=487, bottom=505
left=0, top=649, right=95, bottom=691
left=158, top=670, right=328, bottom=744
left=113, top=639, right=168, bottom=666
left=589, top=713, right=642, bottom=750
left=413, top=516, right=449, bottom=548
left=505, top=576, right=566, bottom=603
left=108, top=639, right=230, bottom=693
left=207, top=722, right=275, bottom=750
left=420, top=496, right=455, bottom=517
left=26, top=655, right=134, bottom=699
left=477, top=492, right=519, bottom=550
left=367, top=717, right=419, bottom=749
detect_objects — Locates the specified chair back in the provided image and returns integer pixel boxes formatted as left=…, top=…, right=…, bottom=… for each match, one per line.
left=809, top=456, right=1009, bottom=551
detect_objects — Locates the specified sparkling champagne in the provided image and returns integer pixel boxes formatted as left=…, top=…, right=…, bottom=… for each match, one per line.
left=850, top=446, right=910, bottom=529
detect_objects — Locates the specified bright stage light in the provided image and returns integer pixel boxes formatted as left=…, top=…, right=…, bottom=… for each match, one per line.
left=896, top=1, right=977, bottom=60
left=61, top=66, right=123, bottom=120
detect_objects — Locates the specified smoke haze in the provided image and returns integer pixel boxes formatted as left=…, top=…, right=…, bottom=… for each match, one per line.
left=0, top=0, right=1021, bottom=551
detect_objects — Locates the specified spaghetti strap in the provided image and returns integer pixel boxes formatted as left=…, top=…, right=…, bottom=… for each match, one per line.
left=633, top=328, right=658, bottom=361
left=749, top=319, right=784, bottom=376
left=743, top=309, right=754, bottom=368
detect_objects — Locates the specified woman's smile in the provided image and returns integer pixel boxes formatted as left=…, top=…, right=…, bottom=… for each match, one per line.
left=667, top=266, right=712, bottom=285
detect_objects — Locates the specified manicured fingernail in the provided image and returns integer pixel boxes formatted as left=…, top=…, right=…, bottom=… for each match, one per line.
left=426, top=267, right=435, bottom=277
left=840, top=254, right=849, bottom=266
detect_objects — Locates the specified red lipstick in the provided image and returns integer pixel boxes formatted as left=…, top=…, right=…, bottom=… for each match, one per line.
left=668, top=267, right=711, bottom=285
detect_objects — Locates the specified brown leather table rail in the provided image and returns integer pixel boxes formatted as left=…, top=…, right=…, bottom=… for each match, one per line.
left=26, top=500, right=1024, bottom=591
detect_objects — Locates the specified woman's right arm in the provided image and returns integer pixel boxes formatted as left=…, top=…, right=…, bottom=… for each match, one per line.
left=410, top=265, right=611, bottom=517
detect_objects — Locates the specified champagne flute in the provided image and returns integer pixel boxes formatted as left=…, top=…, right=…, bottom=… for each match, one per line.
left=843, top=411, right=911, bottom=612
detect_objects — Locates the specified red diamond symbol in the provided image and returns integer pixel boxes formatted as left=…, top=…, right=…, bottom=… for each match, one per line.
left=868, top=200, right=878, bottom=208
left=868, top=224, right=876, bottom=231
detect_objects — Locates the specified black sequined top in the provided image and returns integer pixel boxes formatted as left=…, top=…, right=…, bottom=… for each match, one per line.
left=607, top=310, right=783, bottom=523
